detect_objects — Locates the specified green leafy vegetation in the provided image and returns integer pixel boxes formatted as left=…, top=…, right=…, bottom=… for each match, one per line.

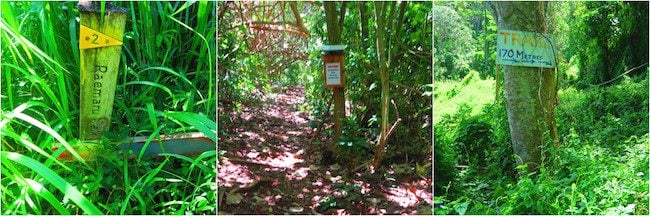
left=218, top=2, right=432, bottom=214
left=1, top=1, right=216, bottom=214
left=434, top=1, right=648, bottom=215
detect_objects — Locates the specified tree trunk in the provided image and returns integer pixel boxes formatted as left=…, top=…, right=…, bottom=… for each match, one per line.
left=492, top=1, right=558, bottom=173
left=323, top=2, right=346, bottom=148
left=371, top=1, right=391, bottom=172
left=358, top=2, right=369, bottom=49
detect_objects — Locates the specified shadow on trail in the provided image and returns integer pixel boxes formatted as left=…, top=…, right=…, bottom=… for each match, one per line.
left=218, top=86, right=432, bottom=214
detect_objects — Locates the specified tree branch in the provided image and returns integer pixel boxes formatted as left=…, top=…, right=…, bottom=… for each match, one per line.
left=339, top=2, right=347, bottom=32
left=289, top=1, right=310, bottom=36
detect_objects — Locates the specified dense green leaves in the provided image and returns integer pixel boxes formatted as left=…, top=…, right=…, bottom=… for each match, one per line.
left=434, top=2, right=648, bottom=214
left=219, top=2, right=432, bottom=166
left=2, top=1, right=216, bottom=214
left=556, top=1, right=649, bottom=87
left=2, top=151, right=102, bottom=214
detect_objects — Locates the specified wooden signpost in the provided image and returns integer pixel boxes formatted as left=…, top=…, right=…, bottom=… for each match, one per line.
left=78, top=1, right=127, bottom=141
left=323, top=45, right=346, bottom=88
left=55, top=1, right=215, bottom=161
left=322, top=44, right=346, bottom=143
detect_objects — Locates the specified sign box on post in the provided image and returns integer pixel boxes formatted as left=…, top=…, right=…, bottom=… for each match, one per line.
left=496, top=29, right=556, bottom=68
left=322, top=45, right=346, bottom=88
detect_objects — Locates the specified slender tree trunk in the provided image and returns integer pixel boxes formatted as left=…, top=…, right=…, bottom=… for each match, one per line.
left=371, top=1, right=391, bottom=172
left=492, top=1, right=558, bottom=173
left=359, top=2, right=369, bottom=49
left=323, top=2, right=345, bottom=148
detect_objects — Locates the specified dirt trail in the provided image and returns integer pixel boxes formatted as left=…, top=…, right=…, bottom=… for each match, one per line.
left=218, top=86, right=432, bottom=214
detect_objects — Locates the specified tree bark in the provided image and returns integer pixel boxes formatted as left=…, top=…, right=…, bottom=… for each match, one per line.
left=358, top=2, right=369, bottom=49
left=324, top=2, right=346, bottom=147
left=371, top=1, right=391, bottom=172
left=288, top=2, right=309, bottom=36
left=492, top=1, right=558, bottom=173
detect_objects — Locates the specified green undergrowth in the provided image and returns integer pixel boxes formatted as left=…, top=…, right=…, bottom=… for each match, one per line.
left=434, top=70, right=495, bottom=124
left=434, top=74, right=649, bottom=215
left=1, top=1, right=216, bottom=214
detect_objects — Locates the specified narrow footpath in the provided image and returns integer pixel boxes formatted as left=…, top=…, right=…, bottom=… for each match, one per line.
left=218, top=86, right=431, bottom=214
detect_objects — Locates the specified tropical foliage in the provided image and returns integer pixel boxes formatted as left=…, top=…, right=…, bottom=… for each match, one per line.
left=1, top=1, right=216, bottom=214
left=434, top=1, right=648, bottom=214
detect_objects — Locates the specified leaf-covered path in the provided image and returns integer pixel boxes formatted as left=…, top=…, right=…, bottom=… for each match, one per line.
left=218, top=86, right=432, bottom=214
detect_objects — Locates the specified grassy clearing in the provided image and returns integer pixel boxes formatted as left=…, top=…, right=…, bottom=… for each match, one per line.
left=1, top=1, right=216, bottom=214
left=434, top=71, right=495, bottom=124
left=434, top=74, right=649, bottom=214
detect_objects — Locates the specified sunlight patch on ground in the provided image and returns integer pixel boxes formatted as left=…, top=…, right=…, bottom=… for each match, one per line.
left=367, top=207, right=388, bottom=214
left=291, top=113, right=308, bottom=124
left=258, top=151, right=304, bottom=168
left=217, top=159, right=256, bottom=187
left=384, top=187, right=421, bottom=207
left=288, top=167, right=310, bottom=180
left=263, top=107, right=286, bottom=119
left=286, top=130, right=303, bottom=136
left=239, top=111, right=254, bottom=121
left=264, top=194, right=282, bottom=206
left=353, top=180, right=372, bottom=194
left=241, top=131, right=265, bottom=142
left=384, top=180, right=433, bottom=208
left=266, top=131, right=289, bottom=141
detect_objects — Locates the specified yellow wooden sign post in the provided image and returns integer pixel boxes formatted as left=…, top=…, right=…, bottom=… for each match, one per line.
left=78, top=2, right=127, bottom=141
left=55, top=2, right=215, bottom=161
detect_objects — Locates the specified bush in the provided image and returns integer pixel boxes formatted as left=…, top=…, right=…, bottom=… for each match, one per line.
left=434, top=123, right=458, bottom=195
left=556, top=74, right=649, bottom=155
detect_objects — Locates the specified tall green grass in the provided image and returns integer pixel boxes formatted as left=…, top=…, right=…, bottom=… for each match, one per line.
left=433, top=71, right=495, bottom=124
left=1, top=1, right=216, bottom=214
left=434, top=74, right=649, bottom=215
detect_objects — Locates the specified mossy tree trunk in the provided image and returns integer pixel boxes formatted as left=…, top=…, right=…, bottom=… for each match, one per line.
left=492, top=1, right=558, bottom=173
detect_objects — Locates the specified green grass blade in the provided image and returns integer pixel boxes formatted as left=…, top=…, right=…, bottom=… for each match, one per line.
left=1, top=151, right=102, bottom=214
left=8, top=110, right=88, bottom=166
left=165, top=14, right=213, bottom=99
left=158, top=152, right=213, bottom=175
left=24, top=178, right=70, bottom=215
left=0, top=129, right=70, bottom=171
left=161, top=111, right=216, bottom=142
left=139, top=66, right=205, bottom=101
left=121, top=158, right=168, bottom=214
left=1, top=63, right=64, bottom=118
left=137, top=123, right=163, bottom=163
left=0, top=20, right=72, bottom=75
left=132, top=191, right=147, bottom=214
left=3, top=63, right=15, bottom=108
left=100, top=0, right=105, bottom=26
left=68, top=18, right=79, bottom=67
left=122, top=81, right=174, bottom=99
left=146, top=103, right=158, bottom=129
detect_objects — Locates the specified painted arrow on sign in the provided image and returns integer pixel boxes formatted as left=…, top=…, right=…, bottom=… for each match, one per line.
left=521, top=59, right=537, bottom=64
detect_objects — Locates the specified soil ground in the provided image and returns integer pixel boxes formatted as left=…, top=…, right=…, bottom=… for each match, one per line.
left=218, top=86, right=432, bottom=215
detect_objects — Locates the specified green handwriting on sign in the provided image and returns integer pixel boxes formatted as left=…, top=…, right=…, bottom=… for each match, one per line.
left=496, top=30, right=556, bottom=68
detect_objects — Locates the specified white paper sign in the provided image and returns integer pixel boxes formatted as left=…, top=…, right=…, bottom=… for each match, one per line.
left=496, top=30, right=556, bottom=68
left=325, top=62, right=341, bottom=85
